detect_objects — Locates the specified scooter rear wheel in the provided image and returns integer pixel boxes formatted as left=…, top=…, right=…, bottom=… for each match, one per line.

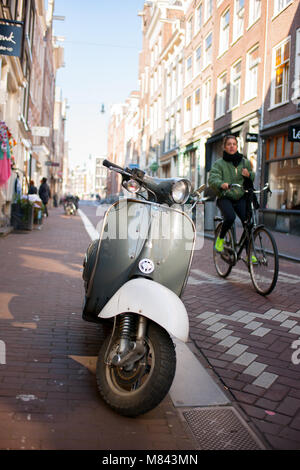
left=96, top=321, right=176, bottom=417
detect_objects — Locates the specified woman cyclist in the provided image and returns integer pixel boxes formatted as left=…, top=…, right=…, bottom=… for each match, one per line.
left=208, top=135, right=256, bottom=259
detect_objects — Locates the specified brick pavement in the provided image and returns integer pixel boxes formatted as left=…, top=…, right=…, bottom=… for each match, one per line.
left=0, top=207, right=197, bottom=451
left=184, top=234, right=300, bottom=450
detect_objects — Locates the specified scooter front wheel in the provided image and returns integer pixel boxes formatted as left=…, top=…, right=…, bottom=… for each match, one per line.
left=96, top=321, right=176, bottom=417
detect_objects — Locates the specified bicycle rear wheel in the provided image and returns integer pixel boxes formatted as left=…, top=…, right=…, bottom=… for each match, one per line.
left=213, top=223, right=233, bottom=278
left=249, top=227, right=279, bottom=295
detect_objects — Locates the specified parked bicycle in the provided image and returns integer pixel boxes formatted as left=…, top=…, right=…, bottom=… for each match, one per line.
left=213, top=182, right=279, bottom=295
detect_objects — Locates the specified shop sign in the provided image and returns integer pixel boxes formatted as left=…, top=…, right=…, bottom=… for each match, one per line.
left=246, top=133, right=258, bottom=142
left=45, top=161, right=59, bottom=167
left=31, top=126, right=50, bottom=137
left=0, top=22, right=23, bottom=57
left=288, top=126, right=300, bottom=142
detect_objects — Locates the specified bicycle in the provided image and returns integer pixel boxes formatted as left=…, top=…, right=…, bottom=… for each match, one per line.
left=213, top=183, right=279, bottom=296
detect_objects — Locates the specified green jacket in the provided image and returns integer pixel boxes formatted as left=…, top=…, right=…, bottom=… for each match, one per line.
left=208, top=157, right=255, bottom=201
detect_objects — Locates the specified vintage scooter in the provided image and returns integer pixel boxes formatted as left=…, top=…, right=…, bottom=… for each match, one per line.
left=82, top=159, right=206, bottom=417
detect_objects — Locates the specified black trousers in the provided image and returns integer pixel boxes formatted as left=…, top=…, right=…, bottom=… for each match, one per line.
left=217, top=196, right=247, bottom=239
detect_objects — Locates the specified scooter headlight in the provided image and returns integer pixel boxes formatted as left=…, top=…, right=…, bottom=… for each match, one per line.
left=123, top=179, right=141, bottom=193
left=171, top=179, right=191, bottom=204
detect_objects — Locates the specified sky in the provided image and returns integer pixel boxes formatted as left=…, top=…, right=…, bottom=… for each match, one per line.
left=53, top=0, right=145, bottom=168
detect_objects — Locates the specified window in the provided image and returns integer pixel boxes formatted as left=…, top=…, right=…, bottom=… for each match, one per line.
left=272, top=38, right=290, bottom=106
left=186, top=56, right=192, bottom=83
left=186, top=16, right=193, bottom=45
left=249, top=0, right=261, bottom=26
left=204, top=33, right=212, bottom=68
left=194, top=88, right=201, bottom=126
left=216, top=73, right=227, bottom=118
left=204, top=0, right=213, bottom=22
left=292, top=29, right=300, bottom=103
left=245, top=46, right=259, bottom=101
left=202, top=79, right=211, bottom=122
left=185, top=96, right=192, bottom=131
left=233, top=0, right=244, bottom=41
left=2, top=0, right=20, bottom=20
left=219, top=9, right=230, bottom=55
left=230, top=60, right=242, bottom=108
left=194, top=46, right=202, bottom=76
left=274, top=0, right=292, bottom=16
left=195, top=3, right=203, bottom=34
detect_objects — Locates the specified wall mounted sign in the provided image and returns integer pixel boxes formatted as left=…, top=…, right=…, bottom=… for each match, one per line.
left=0, top=22, right=23, bottom=57
left=246, top=133, right=259, bottom=142
left=288, top=126, right=300, bottom=142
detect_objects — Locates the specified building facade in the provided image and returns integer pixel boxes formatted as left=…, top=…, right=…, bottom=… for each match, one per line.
left=0, top=0, right=65, bottom=230
left=107, top=0, right=300, bottom=234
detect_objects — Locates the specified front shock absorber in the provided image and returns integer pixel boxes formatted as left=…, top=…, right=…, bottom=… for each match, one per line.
left=118, top=313, right=137, bottom=355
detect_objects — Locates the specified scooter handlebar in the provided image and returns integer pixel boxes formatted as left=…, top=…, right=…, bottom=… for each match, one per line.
left=103, top=159, right=126, bottom=172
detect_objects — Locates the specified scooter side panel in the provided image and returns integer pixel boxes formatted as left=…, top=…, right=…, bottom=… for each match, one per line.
left=83, top=199, right=195, bottom=318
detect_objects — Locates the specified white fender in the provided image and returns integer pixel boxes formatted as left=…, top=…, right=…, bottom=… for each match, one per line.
left=98, top=278, right=189, bottom=342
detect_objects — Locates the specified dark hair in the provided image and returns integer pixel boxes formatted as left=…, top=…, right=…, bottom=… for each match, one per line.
left=223, top=135, right=238, bottom=147
left=42, top=177, right=47, bottom=183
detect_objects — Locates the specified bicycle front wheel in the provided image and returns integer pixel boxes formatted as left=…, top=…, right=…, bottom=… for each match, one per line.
left=213, top=223, right=233, bottom=278
left=249, top=227, right=279, bottom=295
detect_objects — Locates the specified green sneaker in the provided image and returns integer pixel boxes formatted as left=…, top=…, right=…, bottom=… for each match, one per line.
left=215, top=236, right=225, bottom=253
left=246, top=255, right=258, bottom=264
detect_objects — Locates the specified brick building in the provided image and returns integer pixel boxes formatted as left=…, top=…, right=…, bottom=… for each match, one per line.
left=107, top=0, right=300, bottom=234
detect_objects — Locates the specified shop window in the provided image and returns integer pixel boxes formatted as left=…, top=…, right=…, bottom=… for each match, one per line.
left=267, top=159, right=300, bottom=210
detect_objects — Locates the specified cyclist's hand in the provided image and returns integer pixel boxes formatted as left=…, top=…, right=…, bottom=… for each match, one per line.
left=242, top=168, right=250, bottom=178
left=221, top=183, right=229, bottom=190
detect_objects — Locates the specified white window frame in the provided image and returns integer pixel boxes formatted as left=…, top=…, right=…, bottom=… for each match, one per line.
left=186, top=56, right=193, bottom=84
left=245, top=45, right=259, bottom=102
left=230, top=59, right=242, bottom=109
left=271, top=37, right=290, bottom=107
left=216, top=72, right=227, bottom=119
left=194, top=46, right=202, bottom=77
left=233, top=0, right=245, bottom=42
left=219, top=9, right=230, bottom=56
left=193, top=88, right=201, bottom=127
left=292, top=28, right=300, bottom=104
left=184, top=95, right=192, bottom=132
left=274, top=0, right=292, bottom=16
left=248, top=0, right=261, bottom=27
left=202, top=78, right=211, bottom=123
left=204, top=32, right=212, bottom=68
left=186, top=15, right=193, bottom=45
left=194, top=3, right=203, bottom=34
left=204, top=0, right=213, bottom=23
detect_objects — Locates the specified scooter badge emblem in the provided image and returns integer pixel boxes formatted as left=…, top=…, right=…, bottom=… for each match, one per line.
left=138, top=258, right=155, bottom=274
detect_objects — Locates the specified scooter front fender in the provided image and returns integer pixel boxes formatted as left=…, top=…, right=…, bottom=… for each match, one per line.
left=98, top=278, right=189, bottom=342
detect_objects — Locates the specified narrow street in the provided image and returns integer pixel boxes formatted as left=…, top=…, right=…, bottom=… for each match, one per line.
left=0, top=201, right=300, bottom=452
left=0, top=205, right=196, bottom=452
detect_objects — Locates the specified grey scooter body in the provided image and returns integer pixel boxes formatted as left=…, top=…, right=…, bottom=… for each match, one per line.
left=82, top=198, right=195, bottom=322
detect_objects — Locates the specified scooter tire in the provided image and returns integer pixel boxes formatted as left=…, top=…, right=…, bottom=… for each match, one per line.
left=96, top=321, right=176, bottom=417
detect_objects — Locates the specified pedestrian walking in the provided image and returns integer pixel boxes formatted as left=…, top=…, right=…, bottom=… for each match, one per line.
left=38, top=177, right=51, bottom=217
left=28, top=180, right=38, bottom=195
left=208, top=135, right=255, bottom=256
